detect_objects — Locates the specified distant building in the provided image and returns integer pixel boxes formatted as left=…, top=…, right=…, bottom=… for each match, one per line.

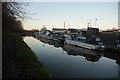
left=26, top=29, right=39, bottom=32
left=52, top=28, right=67, bottom=33
left=106, top=27, right=118, bottom=32
left=67, top=28, right=80, bottom=34
left=87, top=27, right=99, bottom=37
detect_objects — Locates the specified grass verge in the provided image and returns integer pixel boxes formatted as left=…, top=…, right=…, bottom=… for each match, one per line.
left=15, top=35, right=53, bottom=79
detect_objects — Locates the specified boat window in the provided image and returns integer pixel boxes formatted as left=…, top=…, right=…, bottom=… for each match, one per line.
left=98, top=42, right=103, bottom=45
left=78, top=38, right=80, bottom=41
left=96, top=38, right=100, bottom=41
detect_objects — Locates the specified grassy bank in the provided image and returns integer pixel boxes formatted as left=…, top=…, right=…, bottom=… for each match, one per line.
left=15, top=35, right=53, bottom=79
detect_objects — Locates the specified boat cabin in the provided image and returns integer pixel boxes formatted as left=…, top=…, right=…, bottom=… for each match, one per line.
left=50, top=32, right=64, bottom=40
left=77, top=37, right=87, bottom=43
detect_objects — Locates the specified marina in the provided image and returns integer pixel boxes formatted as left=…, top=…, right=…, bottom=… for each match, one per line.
left=34, top=27, right=107, bottom=51
left=2, top=2, right=120, bottom=79
left=23, top=36, right=120, bottom=78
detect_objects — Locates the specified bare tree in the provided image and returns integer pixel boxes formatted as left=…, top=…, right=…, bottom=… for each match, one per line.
left=2, top=2, right=28, bottom=32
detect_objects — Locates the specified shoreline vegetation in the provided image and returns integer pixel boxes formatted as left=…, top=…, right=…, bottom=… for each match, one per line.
left=15, top=34, right=53, bottom=79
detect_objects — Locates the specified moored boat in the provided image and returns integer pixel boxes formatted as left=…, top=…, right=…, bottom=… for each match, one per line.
left=34, top=30, right=65, bottom=44
left=64, top=34, right=105, bottom=51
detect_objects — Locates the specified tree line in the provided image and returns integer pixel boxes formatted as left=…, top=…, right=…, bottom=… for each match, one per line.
left=2, top=2, right=27, bottom=33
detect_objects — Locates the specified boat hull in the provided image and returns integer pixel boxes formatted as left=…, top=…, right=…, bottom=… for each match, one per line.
left=65, top=39, right=100, bottom=50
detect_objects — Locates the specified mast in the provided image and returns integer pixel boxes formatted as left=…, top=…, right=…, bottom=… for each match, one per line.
left=87, top=23, right=90, bottom=27
left=64, top=21, right=65, bottom=29
left=95, top=19, right=98, bottom=28
left=90, top=20, right=91, bottom=27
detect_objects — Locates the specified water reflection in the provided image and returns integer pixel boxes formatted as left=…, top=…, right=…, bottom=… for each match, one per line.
left=35, top=36, right=64, bottom=48
left=24, top=36, right=120, bottom=78
left=34, top=36, right=120, bottom=63
left=63, top=44, right=101, bottom=62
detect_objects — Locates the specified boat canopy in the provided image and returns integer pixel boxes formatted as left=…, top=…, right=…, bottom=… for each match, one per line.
left=77, top=36, right=86, bottom=40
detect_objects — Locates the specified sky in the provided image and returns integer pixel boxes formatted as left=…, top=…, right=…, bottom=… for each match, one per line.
left=23, top=2, right=118, bottom=30
left=118, top=1, right=120, bottom=29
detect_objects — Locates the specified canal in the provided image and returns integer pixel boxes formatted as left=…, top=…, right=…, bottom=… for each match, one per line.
left=23, top=36, right=120, bottom=78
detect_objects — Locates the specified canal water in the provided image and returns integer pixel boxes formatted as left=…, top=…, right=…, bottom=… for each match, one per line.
left=23, top=36, right=120, bottom=78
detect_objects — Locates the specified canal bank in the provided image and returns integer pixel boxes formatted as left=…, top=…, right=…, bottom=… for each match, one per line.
left=15, top=34, right=53, bottom=79
left=2, top=33, right=53, bottom=79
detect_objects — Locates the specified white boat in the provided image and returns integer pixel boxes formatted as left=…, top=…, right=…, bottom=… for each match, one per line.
left=117, top=45, right=120, bottom=48
left=64, top=34, right=105, bottom=51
